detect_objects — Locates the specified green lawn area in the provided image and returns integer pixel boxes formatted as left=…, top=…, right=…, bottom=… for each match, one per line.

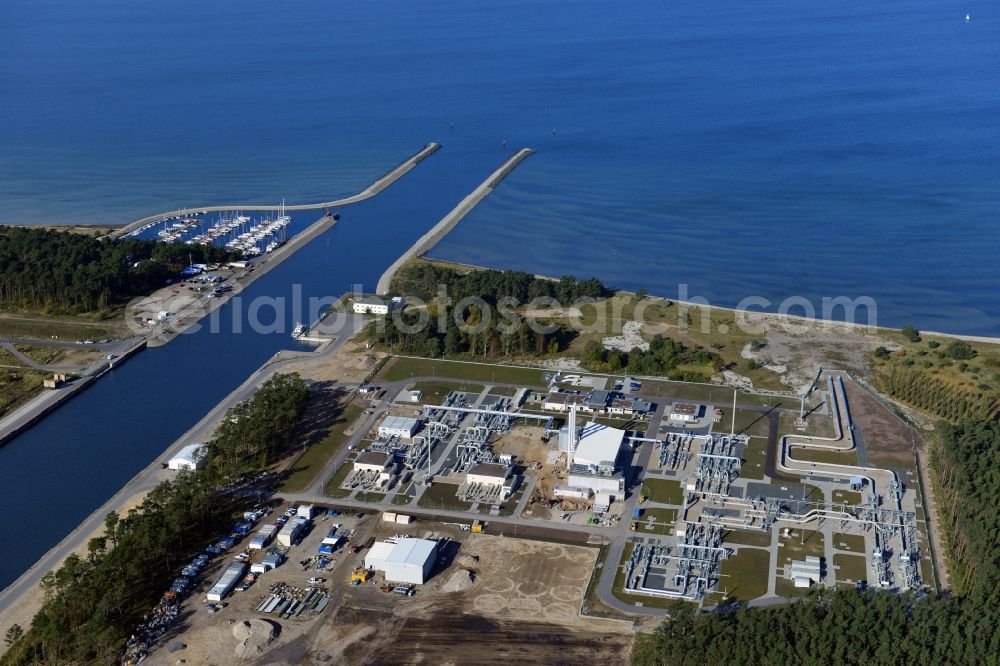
left=322, top=454, right=359, bottom=498
left=723, top=529, right=773, bottom=548
left=417, top=482, right=473, bottom=511
left=718, top=548, right=770, bottom=601
left=831, top=532, right=866, bottom=553
left=778, top=410, right=837, bottom=439
left=777, top=529, right=825, bottom=566
left=391, top=492, right=414, bottom=506
left=356, top=491, right=385, bottom=503
left=634, top=507, right=678, bottom=534
left=0, top=313, right=123, bottom=342
left=740, top=437, right=768, bottom=480
left=409, top=380, right=484, bottom=405
left=380, top=356, right=546, bottom=387
left=641, top=478, right=685, bottom=505
left=790, top=445, right=858, bottom=466
left=280, top=402, right=364, bottom=493
left=730, top=409, right=772, bottom=437
left=832, top=553, right=867, bottom=583
left=832, top=489, right=863, bottom=505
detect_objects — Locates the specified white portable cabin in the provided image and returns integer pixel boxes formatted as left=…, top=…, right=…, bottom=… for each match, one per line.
left=277, top=516, right=308, bottom=547
left=167, top=444, right=206, bottom=471
left=207, top=562, right=246, bottom=601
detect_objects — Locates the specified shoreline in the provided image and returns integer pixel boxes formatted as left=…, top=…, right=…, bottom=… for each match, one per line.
left=420, top=258, right=1000, bottom=346
left=0, top=144, right=440, bottom=446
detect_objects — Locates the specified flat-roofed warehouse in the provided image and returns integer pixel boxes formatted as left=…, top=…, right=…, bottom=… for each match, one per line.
left=354, top=450, right=395, bottom=472
left=378, top=415, right=420, bottom=439
left=364, top=537, right=438, bottom=584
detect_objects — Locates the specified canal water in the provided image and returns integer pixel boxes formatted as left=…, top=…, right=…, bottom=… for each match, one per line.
left=0, top=143, right=502, bottom=590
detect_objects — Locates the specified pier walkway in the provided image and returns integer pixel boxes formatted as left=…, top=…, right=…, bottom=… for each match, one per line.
left=109, top=143, right=442, bottom=240
left=375, top=147, right=535, bottom=295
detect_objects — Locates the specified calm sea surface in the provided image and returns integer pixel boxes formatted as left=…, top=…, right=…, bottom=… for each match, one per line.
left=3, top=0, right=999, bottom=333
left=0, top=0, right=998, bottom=589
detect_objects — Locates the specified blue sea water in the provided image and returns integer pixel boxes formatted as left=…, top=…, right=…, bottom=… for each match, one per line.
left=3, top=0, right=999, bottom=334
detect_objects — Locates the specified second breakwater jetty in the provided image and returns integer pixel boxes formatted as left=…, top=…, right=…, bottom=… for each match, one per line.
left=376, top=147, right=536, bottom=296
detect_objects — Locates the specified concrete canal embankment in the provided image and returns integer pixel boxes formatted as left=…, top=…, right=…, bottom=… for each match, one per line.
left=376, top=147, right=535, bottom=296
left=0, top=144, right=442, bottom=441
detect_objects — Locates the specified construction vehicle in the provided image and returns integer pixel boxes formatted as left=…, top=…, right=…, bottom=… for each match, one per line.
left=351, top=568, right=372, bottom=583
left=471, top=520, right=485, bottom=534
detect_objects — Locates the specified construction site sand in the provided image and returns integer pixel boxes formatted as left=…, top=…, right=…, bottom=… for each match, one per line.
left=304, top=533, right=633, bottom=665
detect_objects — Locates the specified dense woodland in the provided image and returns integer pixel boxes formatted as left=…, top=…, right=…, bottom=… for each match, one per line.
left=0, top=227, right=234, bottom=314
left=1, top=374, right=309, bottom=665
left=581, top=334, right=721, bottom=381
left=373, top=263, right=608, bottom=359
left=389, top=262, right=607, bottom=305
left=633, top=418, right=1000, bottom=665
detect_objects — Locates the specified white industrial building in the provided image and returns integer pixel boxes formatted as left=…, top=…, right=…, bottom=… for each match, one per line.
left=167, top=443, right=207, bottom=471
left=378, top=415, right=420, bottom=439
left=353, top=451, right=397, bottom=487
left=790, top=556, right=823, bottom=588
left=464, top=462, right=517, bottom=500
left=669, top=403, right=701, bottom=422
left=559, top=415, right=626, bottom=496
left=352, top=296, right=401, bottom=315
left=572, top=422, right=624, bottom=467
left=364, top=537, right=438, bottom=585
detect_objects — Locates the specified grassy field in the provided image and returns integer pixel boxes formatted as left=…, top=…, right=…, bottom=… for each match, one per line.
left=790, top=445, right=858, bottom=466
left=832, top=489, right=863, bottom=505
left=832, top=532, right=866, bottom=553
left=718, top=548, right=770, bottom=601
left=0, top=313, right=123, bottom=341
left=723, top=529, right=773, bottom=548
left=730, top=408, right=772, bottom=437
left=408, top=380, right=484, bottom=405
left=280, top=402, right=364, bottom=493
left=355, top=491, right=386, bottom=503
left=641, top=478, right=685, bottom=505
left=740, top=437, right=769, bottom=480
left=322, top=454, right=359, bottom=498
left=832, top=553, right=867, bottom=583
left=776, top=529, right=825, bottom=565
left=417, top=482, right=473, bottom=511
left=380, top=356, right=546, bottom=387
left=634, top=507, right=678, bottom=534
left=391, top=493, right=414, bottom=506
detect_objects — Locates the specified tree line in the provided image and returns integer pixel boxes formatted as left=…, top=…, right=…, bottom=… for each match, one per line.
left=0, top=227, right=234, bottom=314
left=633, top=417, right=1000, bottom=666
left=368, top=301, right=570, bottom=359
left=1, top=373, right=309, bottom=665
left=875, top=364, right=998, bottom=422
left=581, top=334, right=721, bottom=381
left=389, top=261, right=608, bottom=305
